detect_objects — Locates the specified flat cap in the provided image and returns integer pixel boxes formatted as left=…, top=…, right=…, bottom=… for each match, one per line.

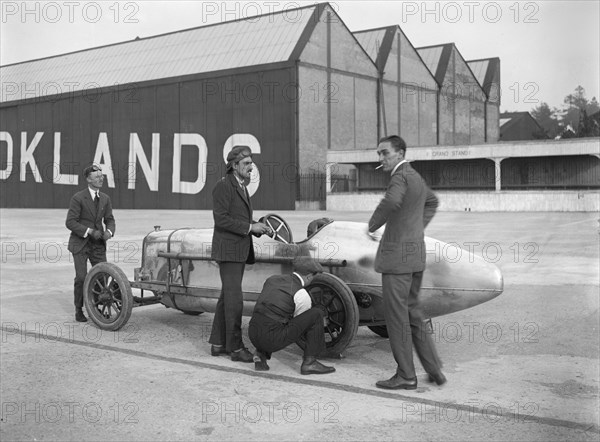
left=292, top=256, right=324, bottom=275
left=83, top=164, right=102, bottom=177
left=226, top=145, right=252, bottom=170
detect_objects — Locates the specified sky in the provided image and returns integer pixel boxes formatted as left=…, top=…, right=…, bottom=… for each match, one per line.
left=1, top=0, right=599, bottom=112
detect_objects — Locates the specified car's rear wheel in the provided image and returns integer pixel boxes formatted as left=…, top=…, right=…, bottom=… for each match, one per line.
left=299, top=273, right=359, bottom=357
left=84, top=262, right=133, bottom=331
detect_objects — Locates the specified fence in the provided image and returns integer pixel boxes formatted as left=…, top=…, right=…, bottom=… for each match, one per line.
left=297, top=173, right=326, bottom=202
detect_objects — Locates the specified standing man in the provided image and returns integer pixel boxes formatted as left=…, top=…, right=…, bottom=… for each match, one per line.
left=66, top=164, right=115, bottom=323
left=209, top=145, right=271, bottom=363
left=367, top=135, right=445, bottom=390
left=249, top=256, right=336, bottom=375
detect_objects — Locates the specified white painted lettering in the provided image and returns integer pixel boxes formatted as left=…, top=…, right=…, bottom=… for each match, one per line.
left=128, top=133, right=160, bottom=191
left=20, top=132, right=43, bottom=182
left=93, top=132, right=115, bottom=188
left=172, top=133, right=207, bottom=194
left=52, top=132, right=78, bottom=185
left=0, top=132, right=13, bottom=180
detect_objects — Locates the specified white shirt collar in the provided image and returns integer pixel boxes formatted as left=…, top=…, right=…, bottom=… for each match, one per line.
left=391, top=159, right=408, bottom=175
left=292, top=272, right=305, bottom=286
left=233, top=174, right=245, bottom=187
left=88, top=187, right=99, bottom=199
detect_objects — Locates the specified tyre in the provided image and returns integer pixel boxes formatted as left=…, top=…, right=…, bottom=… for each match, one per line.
left=300, top=272, right=359, bottom=357
left=83, top=262, right=133, bottom=331
left=368, top=325, right=389, bottom=338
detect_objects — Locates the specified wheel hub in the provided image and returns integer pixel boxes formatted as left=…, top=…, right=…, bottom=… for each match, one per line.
left=98, top=289, right=112, bottom=303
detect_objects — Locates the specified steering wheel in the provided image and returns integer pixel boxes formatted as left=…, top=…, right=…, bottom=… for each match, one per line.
left=260, top=214, right=294, bottom=244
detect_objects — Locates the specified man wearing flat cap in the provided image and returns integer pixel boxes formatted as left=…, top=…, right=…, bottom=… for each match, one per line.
left=248, top=256, right=336, bottom=375
left=65, top=164, right=115, bottom=322
left=209, top=145, right=272, bottom=363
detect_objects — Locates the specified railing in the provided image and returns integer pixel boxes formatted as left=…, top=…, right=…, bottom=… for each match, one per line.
left=297, top=172, right=326, bottom=202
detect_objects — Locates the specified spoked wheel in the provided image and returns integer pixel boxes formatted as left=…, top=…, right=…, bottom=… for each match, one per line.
left=83, top=262, right=133, bottom=331
left=260, top=214, right=293, bottom=244
left=300, top=273, right=359, bottom=357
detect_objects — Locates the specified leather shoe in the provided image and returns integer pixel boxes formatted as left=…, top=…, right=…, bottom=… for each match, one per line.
left=75, top=310, right=87, bottom=323
left=300, top=357, right=335, bottom=375
left=210, top=345, right=229, bottom=357
left=254, top=351, right=270, bottom=371
left=376, top=373, right=417, bottom=390
left=427, top=372, right=447, bottom=386
left=231, top=347, right=254, bottom=363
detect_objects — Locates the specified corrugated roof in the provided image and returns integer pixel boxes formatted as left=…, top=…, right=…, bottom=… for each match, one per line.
left=416, top=46, right=444, bottom=76
left=0, top=6, right=316, bottom=103
left=353, top=29, right=387, bottom=62
left=467, top=60, right=489, bottom=86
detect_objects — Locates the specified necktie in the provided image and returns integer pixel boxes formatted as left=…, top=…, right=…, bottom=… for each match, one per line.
left=94, top=192, right=99, bottom=207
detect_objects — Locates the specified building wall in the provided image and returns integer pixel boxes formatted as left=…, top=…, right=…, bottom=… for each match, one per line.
left=356, top=159, right=496, bottom=191
left=437, top=47, right=487, bottom=146
left=0, top=68, right=298, bottom=209
left=297, top=4, right=378, bottom=172
left=382, top=30, right=438, bottom=146
left=328, top=190, right=599, bottom=212
left=486, top=103, right=500, bottom=142
left=502, top=155, right=600, bottom=188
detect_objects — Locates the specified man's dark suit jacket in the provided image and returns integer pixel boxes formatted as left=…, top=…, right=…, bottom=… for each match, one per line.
left=253, top=274, right=303, bottom=324
left=368, top=162, right=438, bottom=274
left=65, top=188, right=116, bottom=254
left=211, top=173, right=256, bottom=264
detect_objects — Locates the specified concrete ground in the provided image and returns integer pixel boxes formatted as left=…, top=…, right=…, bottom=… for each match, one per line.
left=0, top=209, right=598, bottom=441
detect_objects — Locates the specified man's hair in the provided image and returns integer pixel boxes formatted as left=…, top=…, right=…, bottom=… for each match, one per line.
left=83, top=164, right=101, bottom=178
left=226, top=145, right=252, bottom=173
left=379, top=135, right=407, bottom=154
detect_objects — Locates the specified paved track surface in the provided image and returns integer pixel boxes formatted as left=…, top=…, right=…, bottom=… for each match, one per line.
left=1, top=209, right=598, bottom=441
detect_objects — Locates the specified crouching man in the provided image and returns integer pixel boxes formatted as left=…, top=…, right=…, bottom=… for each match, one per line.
left=249, top=257, right=335, bottom=375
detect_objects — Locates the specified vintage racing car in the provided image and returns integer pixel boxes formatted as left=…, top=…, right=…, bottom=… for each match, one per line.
left=83, top=215, right=504, bottom=356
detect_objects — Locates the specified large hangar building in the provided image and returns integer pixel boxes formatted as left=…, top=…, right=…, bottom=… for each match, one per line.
left=1, top=2, right=598, bottom=211
left=0, top=3, right=378, bottom=209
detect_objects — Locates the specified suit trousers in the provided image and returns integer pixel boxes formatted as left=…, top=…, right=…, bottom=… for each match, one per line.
left=72, top=241, right=107, bottom=309
left=382, top=271, right=441, bottom=379
left=248, top=308, right=325, bottom=358
left=209, top=262, right=245, bottom=352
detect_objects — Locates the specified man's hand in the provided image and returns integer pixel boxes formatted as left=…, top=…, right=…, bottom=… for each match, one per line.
left=251, top=222, right=271, bottom=236
left=90, top=229, right=102, bottom=240
left=102, top=231, right=112, bottom=241
left=366, top=226, right=384, bottom=241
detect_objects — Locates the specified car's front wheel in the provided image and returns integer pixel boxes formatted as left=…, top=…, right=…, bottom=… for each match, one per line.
left=84, top=262, right=133, bottom=331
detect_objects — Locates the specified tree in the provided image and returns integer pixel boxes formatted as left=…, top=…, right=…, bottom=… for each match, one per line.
left=528, top=86, right=599, bottom=139
left=587, top=97, right=600, bottom=115
left=560, top=86, right=600, bottom=138
left=531, top=102, right=560, bottom=138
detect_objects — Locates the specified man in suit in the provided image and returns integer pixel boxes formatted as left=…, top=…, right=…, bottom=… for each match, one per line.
left=248, top=257, right=335, bottom=375
left=209, top=145, right=272, bottom=363
left=367, top=135, right=445, bottom=390
left=65, top=164, right=116, bottom=322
